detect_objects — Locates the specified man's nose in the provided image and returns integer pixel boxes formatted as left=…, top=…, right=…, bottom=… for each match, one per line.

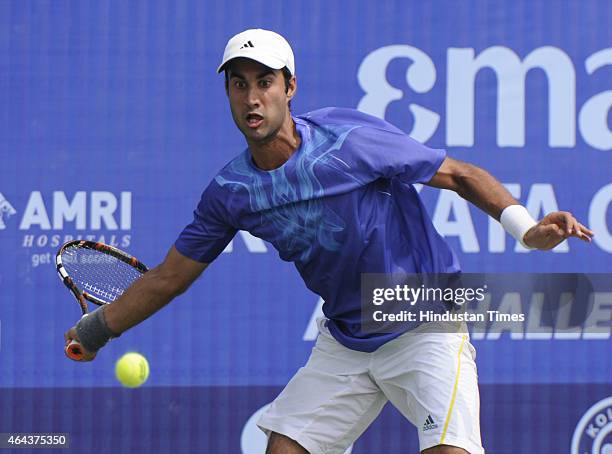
left=246, top=87, right=261, bottom=108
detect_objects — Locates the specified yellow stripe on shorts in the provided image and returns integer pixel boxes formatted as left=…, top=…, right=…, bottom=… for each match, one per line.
left=440, top=334, right=467, bottom=444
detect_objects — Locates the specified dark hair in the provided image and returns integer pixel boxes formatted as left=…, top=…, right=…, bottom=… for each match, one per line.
left=224, top=66, right=293, bottom=109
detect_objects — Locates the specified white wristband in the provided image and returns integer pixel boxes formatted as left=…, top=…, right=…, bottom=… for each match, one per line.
left=500, top=205, right=537, bottom=249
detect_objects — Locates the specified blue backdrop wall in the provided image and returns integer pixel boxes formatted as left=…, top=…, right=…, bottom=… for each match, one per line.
left=0, top=1, right=610, bottom=453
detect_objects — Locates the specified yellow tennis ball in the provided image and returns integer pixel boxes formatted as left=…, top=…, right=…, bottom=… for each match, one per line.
left=115, top=352, right=149, bottom=388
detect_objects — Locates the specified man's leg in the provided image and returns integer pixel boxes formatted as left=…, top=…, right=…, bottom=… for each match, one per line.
left=266, top=432, right=308, bottom=454
left=372, top=323, right=484, bottom=454
left=258, top=318, right=387, bottom=454
left=422, top=445, right=470, bottom=454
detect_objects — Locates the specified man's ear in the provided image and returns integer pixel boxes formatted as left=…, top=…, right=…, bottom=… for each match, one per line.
left=286, top=75, right=297, bottom=100
left=224, top=69, right=230, bottom=96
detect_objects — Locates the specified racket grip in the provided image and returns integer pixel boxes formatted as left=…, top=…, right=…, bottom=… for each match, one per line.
left=65, top=339, right=85, bottom=361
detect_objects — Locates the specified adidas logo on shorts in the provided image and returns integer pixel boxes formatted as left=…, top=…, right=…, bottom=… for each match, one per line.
left=423, top=414, right=439, bottom=432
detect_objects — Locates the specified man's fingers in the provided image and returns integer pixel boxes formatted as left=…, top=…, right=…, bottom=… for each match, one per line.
left=576, top=228, right=593, bottom=242
left=560, top=212, right=575, bottom=235
left=578, top=222, right=594, bottom=237
left=570, top=218, right=582, bottom=237
left=567, top=220, right=593, bottom=242
left=549, top=212, right=594, bottom=238
left=529, top=212, right=594, bottom=249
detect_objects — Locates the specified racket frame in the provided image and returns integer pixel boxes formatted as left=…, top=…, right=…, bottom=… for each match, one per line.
left=56, top=240, right=148, bottom=310
left=56, top=240, right=148, bottom=360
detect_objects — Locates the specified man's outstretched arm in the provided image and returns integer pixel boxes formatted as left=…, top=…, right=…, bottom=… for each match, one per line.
left=64, top=246, right=208, bottom=361
left=425, top=156, right=594, bottom=250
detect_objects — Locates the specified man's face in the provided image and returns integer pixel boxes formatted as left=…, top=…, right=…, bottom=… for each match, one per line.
left=226, top=58, right=295, bottom=144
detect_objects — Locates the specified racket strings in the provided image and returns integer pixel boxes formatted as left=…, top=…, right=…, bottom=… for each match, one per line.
left=61, top=246, right=143, bottom=302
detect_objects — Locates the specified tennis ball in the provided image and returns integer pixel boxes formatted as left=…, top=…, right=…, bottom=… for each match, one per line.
left=115, top=352, right=149, bottom=388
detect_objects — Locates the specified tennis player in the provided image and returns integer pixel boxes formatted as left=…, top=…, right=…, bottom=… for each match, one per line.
left=65, top=29, right=594, bottom=454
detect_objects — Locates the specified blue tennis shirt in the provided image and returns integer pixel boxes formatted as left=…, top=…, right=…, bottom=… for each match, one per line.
left=175, top=107, right=460, bottom=352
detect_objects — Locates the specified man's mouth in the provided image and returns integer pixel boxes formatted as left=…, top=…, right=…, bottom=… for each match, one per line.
left=246, top=113, right=264, bottom=129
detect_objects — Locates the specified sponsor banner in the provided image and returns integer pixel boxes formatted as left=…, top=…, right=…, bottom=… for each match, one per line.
left=0, top=384, right=609, bottom=453
left=0, top=0, right=609, bottom=388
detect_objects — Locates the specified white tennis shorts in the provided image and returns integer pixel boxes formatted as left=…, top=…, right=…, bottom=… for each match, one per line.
left=258, top=318, right=484, bottom=454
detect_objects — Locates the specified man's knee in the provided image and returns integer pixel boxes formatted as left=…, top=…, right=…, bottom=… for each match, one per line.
left=422, top=445, right=470, bottom=454
left=266, top=432, right=309, bottom=454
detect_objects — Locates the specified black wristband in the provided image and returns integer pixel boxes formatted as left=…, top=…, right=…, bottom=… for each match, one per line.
left=75, top=306, right=120, bottom=353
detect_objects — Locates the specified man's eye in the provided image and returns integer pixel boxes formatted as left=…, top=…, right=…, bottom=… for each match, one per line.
left=259, top=80, right=271, bottom=88
left=234, top=81, right=246, bottom=88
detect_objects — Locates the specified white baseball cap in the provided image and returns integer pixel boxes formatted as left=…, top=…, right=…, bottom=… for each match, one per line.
left=217, top=28, right=295, bottom=75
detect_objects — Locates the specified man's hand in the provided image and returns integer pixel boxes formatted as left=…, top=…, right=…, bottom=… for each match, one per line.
left=64, top=326, right=97, bottom=362
left=523, top=211, right=594, bottom=250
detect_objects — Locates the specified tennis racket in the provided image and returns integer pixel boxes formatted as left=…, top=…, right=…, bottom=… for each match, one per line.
left=56, top=240, right=148, bottom=360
